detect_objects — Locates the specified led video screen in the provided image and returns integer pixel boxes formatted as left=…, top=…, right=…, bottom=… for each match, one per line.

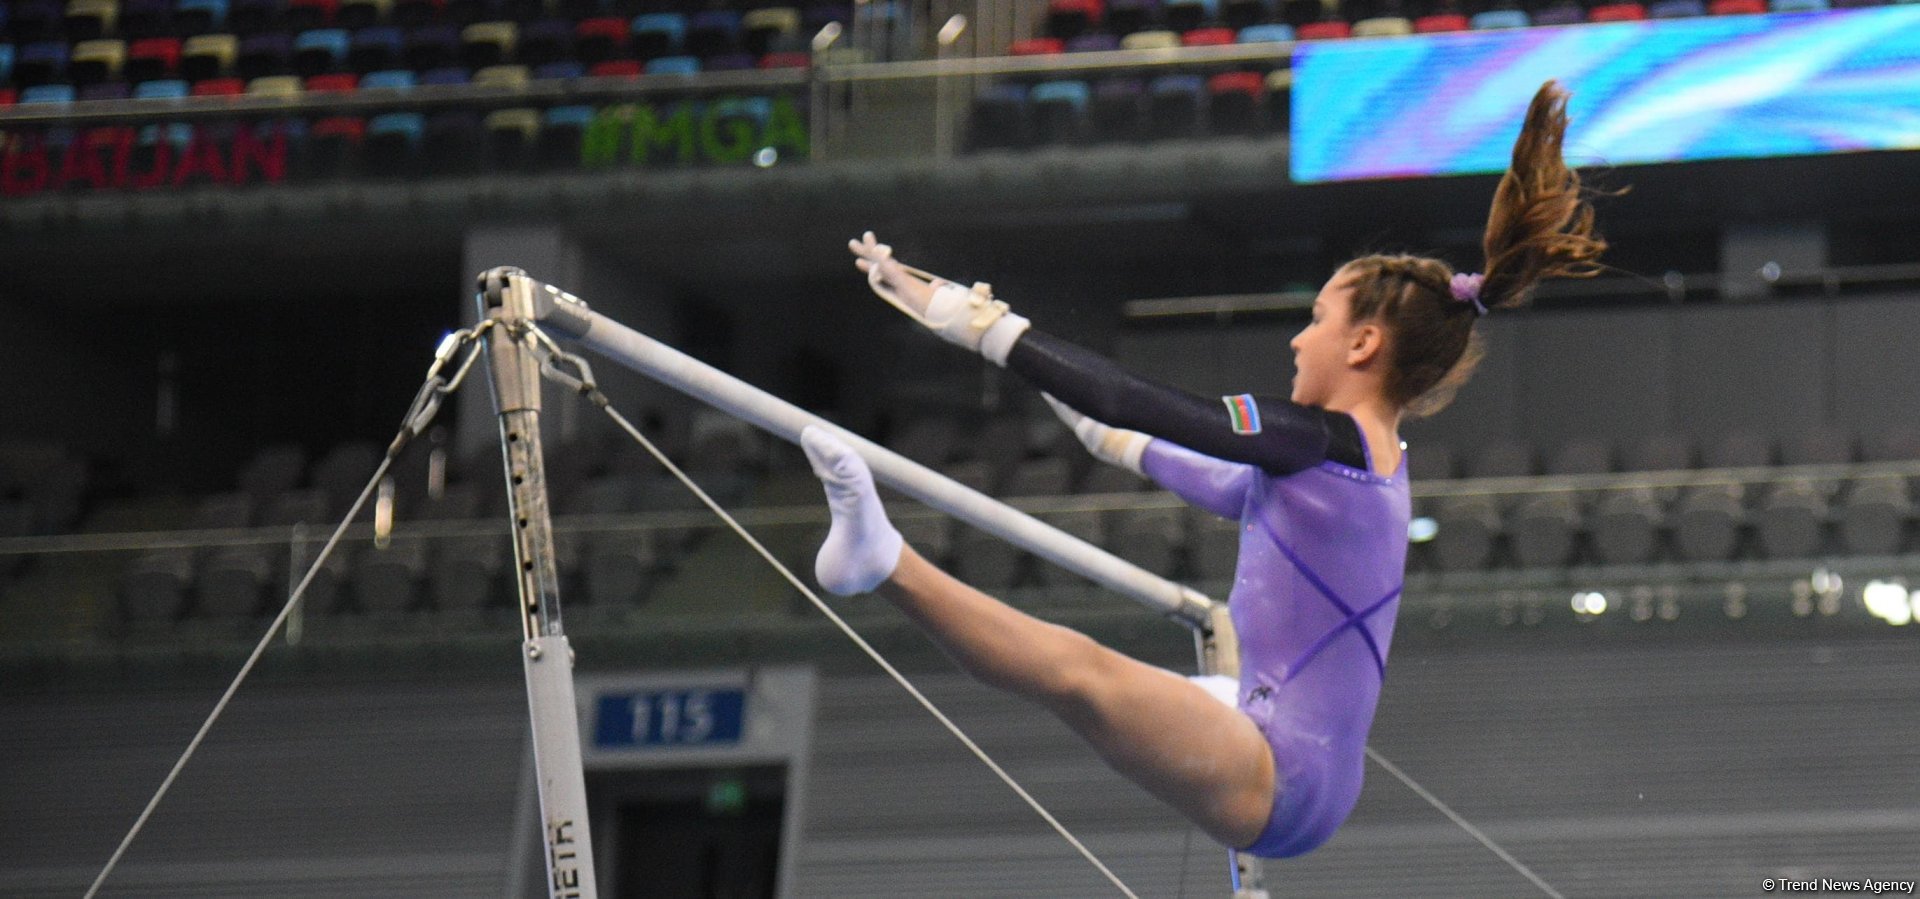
left=1291, top=7, right=1920, bottom=183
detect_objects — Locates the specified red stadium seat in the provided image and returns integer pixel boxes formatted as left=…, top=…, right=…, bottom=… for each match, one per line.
left=1207, top=70, right=1265, bottom=134
left=1296, top=20, right=1351, bottom=38
left=1413, top=12, right=1468, bottom=31
left=191, top=77, right=246, bottom=95
left=0, top=88, right=16, bottom=106
left=306, top=72, right=358, bottom=91
left=1010, top=37, right=1066, bottom=55
left=1181, top=27, right=1236, bottom=46
left=1588, top=2, right=1647, bottom=19
left=1708, top=0, right=1765, bottom=12
left=1046, top=0, right=1104, bottom=39
left=759, top=51, right=810, bottom=68
left=587, top=59, right=641, bottom=77
left=128, top=37, right=184, bottom=81
left=575, top=17, right=629, bottom=63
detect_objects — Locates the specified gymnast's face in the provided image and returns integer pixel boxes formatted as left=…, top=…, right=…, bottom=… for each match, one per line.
left=1288, top=270, right=1371, bottom=409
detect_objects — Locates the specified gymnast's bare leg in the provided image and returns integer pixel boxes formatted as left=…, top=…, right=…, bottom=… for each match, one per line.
left=803, top=426, right=1275, bottom=849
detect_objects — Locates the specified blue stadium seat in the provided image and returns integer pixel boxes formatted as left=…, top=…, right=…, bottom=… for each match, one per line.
left=419, top=65, right=469, bottom=84
left=1030, top=79, right=1091, bottom=144
left=644, top=54, right=699, bottom=74
left=1065, top=33, right=1121, bottom=51
left=16, top=41, right=70, bottom=87
left=350, top=26, right=404, bottom=72
left=133, top=78, right=189, bottom=98
left=538, top=104, right=594, bottom=167
left=519, top=18, right=574, bottom=65
left=1237, top=23, right=1295, bottom=42
left=533, top=60, right=583, bottom=78
left=366, top=111, right=425, bottom=175
left=1769, top=0, right=1827, bottom=8
left=361, top=68, right=415, bottom=89
left=405, top=25, right=461, bottom=70
left=631, top=12, right=688, bottom=57
left=176, top=0, right=231, bottom=32
left=1469, top=7, right=1529, bottom=26
left=1649, top=0, right=1706, bottom=14
left=0, top=46, right=14, bottom=87
left=79, top=82, right=132, bottom=100
left=1529, top=3, right=1585, bottom=23
left=1146, top=72, right=1205, bottom=139
left=294, top=28, right=351, bottom=76
left=687, top=10, right=742, bottom=55
left=705, top=52, right=755, bottom=71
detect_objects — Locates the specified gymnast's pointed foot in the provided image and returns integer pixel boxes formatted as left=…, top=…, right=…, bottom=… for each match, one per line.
left=803, top=426, right=904, bottom=596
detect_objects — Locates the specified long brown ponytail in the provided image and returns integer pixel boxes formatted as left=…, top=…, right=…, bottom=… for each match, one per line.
left=1341, top=79, right=1611, bottom=417
left=1478, top=79, right=1609, bottom=312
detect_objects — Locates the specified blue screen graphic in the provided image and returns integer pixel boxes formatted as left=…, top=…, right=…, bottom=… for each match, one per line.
left=1291, top=7, right=1920, bottom=183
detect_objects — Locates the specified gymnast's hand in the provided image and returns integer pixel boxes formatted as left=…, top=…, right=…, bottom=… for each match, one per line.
left=849, top=231, right=937, bottom=317
left=848, top=231, right=1033, bottom=366
left=1044, top=394, right=1150, bottom=475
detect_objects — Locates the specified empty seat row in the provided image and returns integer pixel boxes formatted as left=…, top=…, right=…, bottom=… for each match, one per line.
left=1413, top=427, right=1914, bottom=482
left=1, top=0, right=845, bottom=42
left=1424, top=474, right=1916, bottom=570
left=970, top=69, right=1283, bottom=148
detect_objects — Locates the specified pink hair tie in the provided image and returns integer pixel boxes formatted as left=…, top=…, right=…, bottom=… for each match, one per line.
left=1449, top=272, right=1488, bottom=317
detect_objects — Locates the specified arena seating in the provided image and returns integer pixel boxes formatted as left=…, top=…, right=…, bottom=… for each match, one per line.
left=70, top=408, right=1920, bottom=624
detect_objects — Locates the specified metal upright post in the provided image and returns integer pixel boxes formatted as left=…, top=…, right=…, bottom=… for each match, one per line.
left=477, top=268, right=600, bottom=899
left=1198, top=604, right=1269, bottom=899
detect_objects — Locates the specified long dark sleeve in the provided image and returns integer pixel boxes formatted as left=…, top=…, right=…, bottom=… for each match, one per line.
left=1006, top=327, right=1367, bottom=475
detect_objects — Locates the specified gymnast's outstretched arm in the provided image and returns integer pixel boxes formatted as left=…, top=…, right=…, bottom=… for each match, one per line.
left=847, top=232, right=1366, bottom=477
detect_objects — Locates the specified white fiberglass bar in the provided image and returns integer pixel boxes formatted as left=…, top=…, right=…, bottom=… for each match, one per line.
left=503, top=270, right=1216, bottom=627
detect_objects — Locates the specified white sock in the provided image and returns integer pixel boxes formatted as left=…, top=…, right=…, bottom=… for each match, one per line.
left=802, top=426, right=904, bottom=596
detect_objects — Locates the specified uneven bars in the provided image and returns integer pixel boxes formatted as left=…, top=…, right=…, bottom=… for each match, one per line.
left=488, top=268, right=1216, bottom=628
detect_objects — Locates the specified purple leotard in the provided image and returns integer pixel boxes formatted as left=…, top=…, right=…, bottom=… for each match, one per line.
left=1001, top=327, right=1411, bottom=858
left=1143, top=437, right=1408, bottom=857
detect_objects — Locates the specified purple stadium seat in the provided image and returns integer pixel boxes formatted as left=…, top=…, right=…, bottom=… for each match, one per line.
left=238, top=33, right=294, bottom=79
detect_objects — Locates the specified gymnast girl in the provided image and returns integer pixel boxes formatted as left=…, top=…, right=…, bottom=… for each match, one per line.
left=801, top=80, right=1608, bottom=858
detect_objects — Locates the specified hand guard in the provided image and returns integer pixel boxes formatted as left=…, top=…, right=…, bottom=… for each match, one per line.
left=1043, top=393, right=1149, bottom=476
left=853, top=231, right=1030, bottom=366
